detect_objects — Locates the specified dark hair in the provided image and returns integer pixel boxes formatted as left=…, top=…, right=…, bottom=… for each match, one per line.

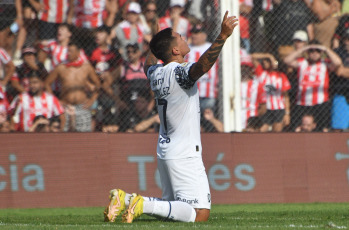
left=68, top=40, right=82, bottom=50
left=149, top=28, right=175, bottom=62
left=308, top=39, right=321, bottom=45
left=96, top=25, right=111, bottom=34
left=49, top=116, right=61, bottom=126
left=59, top=23, right=73, bottom=33
left=28, top=70, right=45, bottom=81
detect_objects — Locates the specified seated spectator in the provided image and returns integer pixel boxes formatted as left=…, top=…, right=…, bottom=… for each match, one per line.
left=110, top=2, right=151, bottom=60
left=11, top=46, right=48, bottom=95
left=332, top=30, right=349, bottom=131
left=45, top=41, right=101, bottom=132
left=251, top=53, right=291, bottom=132
left=284, top=40, right=342, bottom=130
left=119, top=90, right=158, bottom=133
left=10, top=70, right=65, bottom=132
left=49, top=116, right=61, bottom=132
left=240, top=50, right=266, bottom=131
left=159, top=0, right=191, bottom=39
left=0, top=47, right=16, bottom=89
left=201, top=108, right=224, bottom=132
left=38, top=23, right=88, bottom=72
left=28, top=115, right=50, bottom=132
left=295, top=114, right=317, bottom=132
left=117, top=43, right=153, bottom=111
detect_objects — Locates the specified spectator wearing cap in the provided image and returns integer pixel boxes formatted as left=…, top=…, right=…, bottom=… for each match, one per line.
left=110, top=2, right=151, bottom=61
left=159, top=0, right=191, bottom=39
left=331, top=28, right=349, bottom=130
left=11, top=46, right=48, bottom=95
left=284, top=40, right=342, bottom=130
left=9, top=70, right=65, bottom=132
left=240, top=49, right=266, bottom=131
left=292, top=30, right=309, bottom=51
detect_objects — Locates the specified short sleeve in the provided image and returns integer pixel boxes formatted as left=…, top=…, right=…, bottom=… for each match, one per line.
left=146, top=64, right=162, bottom=79
left=174, top=63, right=195, bottom=89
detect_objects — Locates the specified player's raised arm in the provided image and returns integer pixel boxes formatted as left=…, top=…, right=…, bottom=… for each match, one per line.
left=144, top=23, right=160, bottom=75
left=189, top=11, right=238, bottom=81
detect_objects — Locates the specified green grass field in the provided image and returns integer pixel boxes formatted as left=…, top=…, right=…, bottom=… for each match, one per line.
left=0, top=203, right=348, bottom=229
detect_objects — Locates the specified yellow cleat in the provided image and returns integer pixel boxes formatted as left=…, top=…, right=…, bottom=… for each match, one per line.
left=122, top=194, right=144, bottom=223
left=103, top=189, right=126, bottom=222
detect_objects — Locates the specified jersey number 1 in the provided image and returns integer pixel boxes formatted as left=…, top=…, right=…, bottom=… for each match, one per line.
left=157, top=99, right=168, bottom=133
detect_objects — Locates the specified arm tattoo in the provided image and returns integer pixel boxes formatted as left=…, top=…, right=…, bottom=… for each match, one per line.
left=190, top=35, right=226, bottom=81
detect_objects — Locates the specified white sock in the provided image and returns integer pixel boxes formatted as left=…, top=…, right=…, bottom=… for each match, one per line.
left=124, top=193, right=161, bottom=206
left=143, top=200, right=196, bottom=222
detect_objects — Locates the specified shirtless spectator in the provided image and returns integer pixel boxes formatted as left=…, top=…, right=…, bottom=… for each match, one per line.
left=11, top=46, right=48, bottom=95
left=295, top=114, right=317, bottom=132
left=10, top=71, right=65, bottom=132
left=45, top=41, right=101, bottom=132
left=159, top=0, right=191, bottom=39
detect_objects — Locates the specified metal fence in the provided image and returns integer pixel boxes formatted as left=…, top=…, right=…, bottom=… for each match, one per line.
left=0, top=0, right=347, bottom=133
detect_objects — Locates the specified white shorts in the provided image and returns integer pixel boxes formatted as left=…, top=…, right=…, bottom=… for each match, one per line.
left=157, top=156, right=211, bottom=209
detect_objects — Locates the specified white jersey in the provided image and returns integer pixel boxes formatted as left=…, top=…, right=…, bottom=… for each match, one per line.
left=147, top=62, right=202, bottom=160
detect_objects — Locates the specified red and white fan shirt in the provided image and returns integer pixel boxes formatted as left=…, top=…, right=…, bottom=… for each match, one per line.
left=73, top=0, right=106, bottom=28
left=295, top=58, right=329, bottom=106
left=186, top=42, right=218, bottom=99
left=9, top=92, right=64, bottom=132
left=159, top=16, right=191, bottom=38
left=241, top=77, right=266, bottom=129
left=255, top=64, right=291, bottom=110
left=37, top=0, right=69, bottom=23
left=40, top=40, right=88, bottom=68
left=117, top=20, right=146, bottom=45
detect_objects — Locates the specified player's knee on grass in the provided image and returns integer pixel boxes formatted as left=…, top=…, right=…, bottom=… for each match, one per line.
left=195, top=209, right=210, bottom=222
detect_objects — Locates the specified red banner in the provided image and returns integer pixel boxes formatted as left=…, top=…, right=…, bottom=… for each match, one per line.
left=1, top=133, right=349, bottom=208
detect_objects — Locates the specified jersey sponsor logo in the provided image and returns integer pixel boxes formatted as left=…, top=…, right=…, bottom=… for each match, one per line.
left=177, top=197, right=199, bottom=204
left=159, top=134, right=170, bottom=144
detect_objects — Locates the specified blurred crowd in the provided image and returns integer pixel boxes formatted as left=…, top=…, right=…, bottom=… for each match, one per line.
left=0, top=0, right=348, bottom=133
